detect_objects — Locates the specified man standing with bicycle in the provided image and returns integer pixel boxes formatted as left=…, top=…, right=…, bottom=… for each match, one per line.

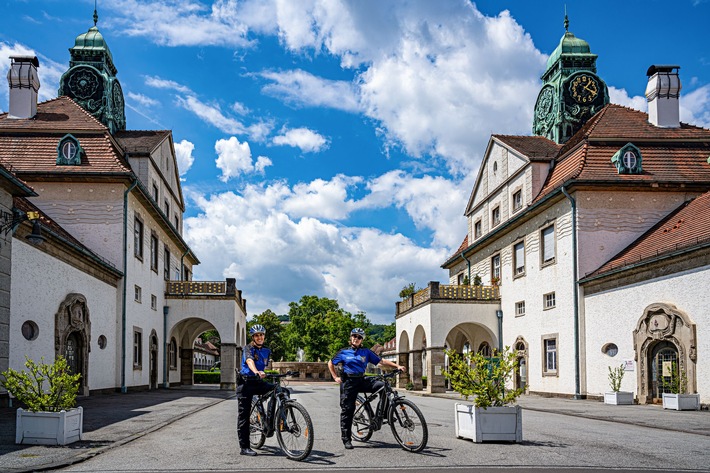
left=237, top=324, right=274, bottom=456
left=328, top=327, right=406, bottom=450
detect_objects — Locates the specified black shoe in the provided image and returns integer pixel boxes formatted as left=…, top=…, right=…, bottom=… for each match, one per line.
left=343, top=440, right=354, bottom=450
left=240, top=448, right=257, bottom=456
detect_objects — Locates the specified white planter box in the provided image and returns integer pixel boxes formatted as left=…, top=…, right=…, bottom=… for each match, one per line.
left=604, top=391, right=634, bottom=405
left=16, top=407, right=83, bottom=445
left=454, top=403, right=522, bottom=443
left=662, top=393, right=700, bottom=411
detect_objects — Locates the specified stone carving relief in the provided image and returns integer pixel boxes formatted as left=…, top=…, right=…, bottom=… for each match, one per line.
left=55, top=293, right=91, bottom=396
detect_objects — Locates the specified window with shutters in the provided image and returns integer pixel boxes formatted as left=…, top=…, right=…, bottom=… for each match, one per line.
left=513, top=240, right=525, bottom=277
left=540, top=224, right=556, bottom=267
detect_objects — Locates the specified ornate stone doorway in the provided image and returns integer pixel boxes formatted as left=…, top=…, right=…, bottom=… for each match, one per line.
left=633, top=303, right=696, bottom=404
left=149, top=331, right=159, bottom=390
left=514, top=336, right=528, bottom=393
left=55, top=294, right=91, bottom=396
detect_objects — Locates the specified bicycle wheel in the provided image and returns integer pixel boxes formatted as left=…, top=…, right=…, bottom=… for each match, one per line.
left=351, top=395, right=373, bottom=442
left=249, top=399, right=266, bottom=449
left=388, top=398, right=428, bottom=452
left=275, top=401, right=314, bottom=461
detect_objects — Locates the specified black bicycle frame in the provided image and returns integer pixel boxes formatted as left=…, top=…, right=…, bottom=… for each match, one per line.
left=254, top=376, right=293, bottom=436
left=359, top=377, right=399, bottom=431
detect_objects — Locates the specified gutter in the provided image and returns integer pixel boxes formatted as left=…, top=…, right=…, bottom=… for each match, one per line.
left=163, top=306, right=169, bottom=389
left=561, top=186, right=581, bottom=400
left=460, top=252, right=471, bottom=283
left=121, top=178, right=138, bottom=393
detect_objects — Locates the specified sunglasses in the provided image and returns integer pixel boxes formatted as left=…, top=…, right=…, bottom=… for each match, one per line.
left=351, top=335, right=363, bottom=340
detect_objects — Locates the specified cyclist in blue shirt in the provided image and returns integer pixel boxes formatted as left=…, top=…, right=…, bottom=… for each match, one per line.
left=328, top=327, right=406, bottom=450
left=237, top=324, right=274, bottom=456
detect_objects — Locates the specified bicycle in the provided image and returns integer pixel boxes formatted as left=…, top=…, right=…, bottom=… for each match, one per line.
left=248, top=371, right=314, bottom=461
left=351, top=369, right=428, bottom=452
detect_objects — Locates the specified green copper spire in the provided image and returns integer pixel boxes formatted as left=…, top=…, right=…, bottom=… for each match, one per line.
left=531, top=15, right=609, bottom=144
left=58, top=8, right=126, bottom=133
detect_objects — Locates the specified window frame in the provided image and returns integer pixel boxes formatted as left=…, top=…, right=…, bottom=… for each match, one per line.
left=152, top=183, right=159, bottom=202
left=133, top=327, right=143, bottom=369
left=151, top=294, right=157, bottom=311
left=169, top=338, right=178, bottom=370
left=491, top=205, right=501, bottom=227
left=164, top=245, right=171, bottom=281
left=513, top=239, right=525, bottom=278
left=512, top=189, right=523, bottom=213
left=134, top=285, right=142, bottom=303
left=150, top=232, right=159, bottom=272
left=491, top=253, right=501, bottom=283
left=474, top=219, right=482, bottom=240
left=515, top=301, right=526, bottom=317
left=540, top=224, right=556, bottom=268
left=134, top=215, right=144, bottom=260
left=542, top=334, right=559, bottom=376
left=543, top=291, right=556, bottom=310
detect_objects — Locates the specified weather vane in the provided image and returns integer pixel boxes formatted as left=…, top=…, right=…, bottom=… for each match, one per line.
left=93, top=0, right=98, bottom=26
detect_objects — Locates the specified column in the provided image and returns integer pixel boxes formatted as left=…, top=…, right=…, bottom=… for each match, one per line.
left=426, top=346, right=446, bottom=393
left=397, top=352, right=410, bottom=389
left=180, top=348, right=193, bottom=385
left=410, top=350, right=423, bottom=390
left=220, top=343, right=237, bottom=390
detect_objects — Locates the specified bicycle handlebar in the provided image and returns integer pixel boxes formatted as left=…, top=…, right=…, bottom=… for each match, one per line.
left=378, top=368, right=403, bottom=379
left=266, top=370, right=300, bottom=379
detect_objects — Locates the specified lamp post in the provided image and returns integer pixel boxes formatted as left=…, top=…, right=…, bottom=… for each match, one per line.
left=0, top=209, right=45, bottom=245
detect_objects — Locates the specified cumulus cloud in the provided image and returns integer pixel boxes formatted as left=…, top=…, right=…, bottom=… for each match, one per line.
left=183, top=179, right=449, bottom=322
left=174, top=139, right=196, bottom=176
left=272, top=127, right=329, bottom=153
left=145, top=75, right=193, bottom=94
left=215, top=136, right=272, bottom=181
left=259, top=69, right=360, bottom=112
left=681, top=84, right=710, bottom=128
left=608, top=86, right=647, bottom=112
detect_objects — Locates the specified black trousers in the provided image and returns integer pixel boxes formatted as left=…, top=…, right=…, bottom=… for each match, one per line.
left=236, top=379, right=275, bottom=449
left=339, top=376, right=384, bottom=442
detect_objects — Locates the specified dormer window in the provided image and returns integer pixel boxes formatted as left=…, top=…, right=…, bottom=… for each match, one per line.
left=611, top=143, right=643, bottom=174
left=56, top=134, right=83, bottom=166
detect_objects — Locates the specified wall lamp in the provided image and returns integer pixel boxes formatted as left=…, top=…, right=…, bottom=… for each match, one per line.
left=0, top=209, right=46, bottom=245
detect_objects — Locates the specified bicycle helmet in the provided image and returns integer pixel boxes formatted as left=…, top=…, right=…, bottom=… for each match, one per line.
left=350, top=327, right=366, bottom=340
left=250, top=324, right=266, bottom=336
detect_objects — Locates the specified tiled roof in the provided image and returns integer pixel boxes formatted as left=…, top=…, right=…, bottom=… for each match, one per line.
left=588, top=191, right=710, bottom=277
left=0, top=97, right=131, bottom=175
left=535, top=104, right=710, bottom=202
left=0, top=96, right=107, bottom=131
left=493, top=135, right=561, bottom=160
left=115, top=130, right=171, bottom=154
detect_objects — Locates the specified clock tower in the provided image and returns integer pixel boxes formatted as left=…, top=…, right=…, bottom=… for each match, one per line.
left=532, top=16, right=609, bottom=144
left=58, top=9, right=126, bottom=133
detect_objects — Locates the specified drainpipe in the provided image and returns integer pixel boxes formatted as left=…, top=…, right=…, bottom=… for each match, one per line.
left=496, top=310, right=503, bottom=352
left=460, top=252, right=471, bottom=283
left=163, top=306, right=169, bottom=389
left=121, top=178, right=138, bottom=394
left=561, top=186, right=581, bottom=400
left=180, top=249, right=190, bottom=281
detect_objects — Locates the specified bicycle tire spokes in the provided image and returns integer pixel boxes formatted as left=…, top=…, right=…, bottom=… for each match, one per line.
left=388, top=399, right=428, bottom=453
left=275, top=402, right=314, bottom=461
left=249, top=401, right=267, bottom=449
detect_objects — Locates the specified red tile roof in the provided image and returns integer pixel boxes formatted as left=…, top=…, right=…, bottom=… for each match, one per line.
left=0, top=97, right=131, bottom=175
left=535, top=104, right=710, bottom=202
left=587, top=191, right=710, bottom=277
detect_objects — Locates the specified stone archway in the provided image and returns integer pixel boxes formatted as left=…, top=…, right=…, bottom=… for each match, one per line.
left=55, top=294, right=91, bottom=396
left=397, top=330, right=410, bottom=389
left=633, top=303, right=697, bottom=404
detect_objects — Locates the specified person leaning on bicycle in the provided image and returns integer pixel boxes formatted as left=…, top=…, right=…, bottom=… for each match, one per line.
left=328, top=327, right=406, bottom=451
left=237, top=324, right=275, bottom=457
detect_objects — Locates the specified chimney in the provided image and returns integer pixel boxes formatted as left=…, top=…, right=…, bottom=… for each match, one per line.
left=7, top=56, right=40, bottom=119
left=645, top=65, right=681, bottom=128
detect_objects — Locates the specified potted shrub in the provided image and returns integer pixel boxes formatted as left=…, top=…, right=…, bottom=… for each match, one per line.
left=1, top=356, right=83, bottom=445
left=445, top=346, right=523, bottom=443
left=661, top=361, right=699, bottom=411
left=604, top=363, right=634, bottom=405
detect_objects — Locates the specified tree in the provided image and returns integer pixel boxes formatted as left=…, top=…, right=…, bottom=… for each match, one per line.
left=399, top=283, right=417, bottom=299
left=198, top=329, right=220, bottom=348
left=367, top=322, right=395, bottom=346
left=249, top=310, right=286, bottom=362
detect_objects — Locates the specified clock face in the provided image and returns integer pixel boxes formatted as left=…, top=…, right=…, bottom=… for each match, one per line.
left=67, top=67, right=102, bottom=101
left=535, top=86, right=554, bottom=120
left=569, top=74, right=599, bottom=104
left=112, top=81, right=125, bottom=112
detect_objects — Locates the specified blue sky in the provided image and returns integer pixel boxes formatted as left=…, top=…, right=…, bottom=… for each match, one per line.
left=2, top=0, right=709, bottom=324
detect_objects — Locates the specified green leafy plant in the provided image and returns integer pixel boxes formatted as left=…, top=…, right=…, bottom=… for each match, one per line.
left=491, top=276, right=501, bottom=287
left=461, top=275, right=470, bottom=286
left=405, top=382, right=414, bottom=391
left=399, top=283, right=418, bottom=299
left=1, top=356, right=80, bottom=412
left=473, top=274, right=482, bottom=286
left=661, top=361, right=688, bottom=394
left=445, top=346, right=523, bottom=408
left=608, top=363, right=625, bottom=392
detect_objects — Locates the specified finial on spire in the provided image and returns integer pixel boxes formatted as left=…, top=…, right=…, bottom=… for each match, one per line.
left=93, top=0, right=98, bottom=26
left=564, top=5, right=569, bottom=32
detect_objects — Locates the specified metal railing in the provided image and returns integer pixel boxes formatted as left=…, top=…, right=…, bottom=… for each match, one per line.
left=165, top=278, right=246, bottom=313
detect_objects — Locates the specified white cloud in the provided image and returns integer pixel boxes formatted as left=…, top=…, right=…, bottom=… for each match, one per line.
left=177, top=95, right=248, bottom=136
left=608, top=86, right=647, bottom=112
left=259, top=69, right=360, bottom=112
left=144, top=75, right=193, bottom=94
left=214, top=136, right=272, bottom=181
left=183, top=179, right=449, bottom=322
left=0, top=41, right=65, bottom=110
left=174, top=139, right=196, bottom=176
left=282, top=175, right=361, bottom=220
left=681, top=84, right=710, bottom=128
left=272, top=127, right=329, bottom=152
left=127, top=91, right=159, bottom=108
